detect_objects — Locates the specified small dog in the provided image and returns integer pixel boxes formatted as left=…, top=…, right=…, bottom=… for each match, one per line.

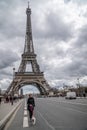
left=32, top=116, right=36, bottom=125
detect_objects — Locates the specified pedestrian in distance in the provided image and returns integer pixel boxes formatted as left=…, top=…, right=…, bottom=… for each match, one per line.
left=10, top=95, right=13, bottom=105
left=6, top=96, right=9, bottom=103
left=0, top=96, right=2, bottom=104
left=27, top=94, right=36, bottom=124
left=83, top=92, right=86, bottom=98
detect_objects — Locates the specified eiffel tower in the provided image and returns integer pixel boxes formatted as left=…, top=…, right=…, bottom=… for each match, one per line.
left=6, top=3, right=50, bottom=95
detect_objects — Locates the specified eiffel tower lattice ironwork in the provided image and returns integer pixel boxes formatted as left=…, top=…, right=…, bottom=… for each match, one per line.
left=6, top=3, right=50, bottom=95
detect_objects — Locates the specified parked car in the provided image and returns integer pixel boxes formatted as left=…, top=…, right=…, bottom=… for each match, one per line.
left=65, top=92, right=76, bottom=99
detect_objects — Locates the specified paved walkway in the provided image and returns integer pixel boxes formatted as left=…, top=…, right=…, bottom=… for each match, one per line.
left=0, top=100, right=22, bottom=121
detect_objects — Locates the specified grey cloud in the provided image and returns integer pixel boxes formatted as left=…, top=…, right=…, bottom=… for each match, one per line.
left=34, top=39, right=67, bottom=72
left=0, top=78, right=11, bottom=90
left=64, top=0, right=71, bottom=4
left=0, top=0, right=26, bottom=39
left=75, top=25, right=87, bottom=47
left=0, top=70, right=12, bottom=80
left=0, top=49, right=19, bottom=69
left=64, top=0, right=87, bottom=5
left=63, top=59, right=87, bottom=77
left=37, top=40, right=87, bottom=82
left=33, top=12, right=73, bottom=42
left=61, top=24, right=87, bottom=78
left=44, top=55, right=87, bottom=81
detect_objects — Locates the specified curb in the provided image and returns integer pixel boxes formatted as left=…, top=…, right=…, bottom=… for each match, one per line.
left=0, top=100, right=23, bottom=130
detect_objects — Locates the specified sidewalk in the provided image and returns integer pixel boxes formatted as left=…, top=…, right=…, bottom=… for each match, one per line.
left=0, top=99, right=23, bottom=130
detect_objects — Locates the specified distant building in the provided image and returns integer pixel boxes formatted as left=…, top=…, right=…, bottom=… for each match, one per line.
left=20, top=88, right=23, bottom=96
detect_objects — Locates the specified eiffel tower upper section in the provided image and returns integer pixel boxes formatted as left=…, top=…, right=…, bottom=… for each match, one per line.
left=18, top=3, right=40, bottom=73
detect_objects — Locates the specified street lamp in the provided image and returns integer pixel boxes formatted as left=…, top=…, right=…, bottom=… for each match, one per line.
left=77, top=77, right=82, bottom=97
left=77, top=78, right=80, bottom=87
left=11, top=67, right=15, bottom=105
left=13, top=67, right=15, bottom=79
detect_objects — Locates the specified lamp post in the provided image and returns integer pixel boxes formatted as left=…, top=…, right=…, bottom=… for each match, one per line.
left=11, top=67, right=15, bottom=105
left=81, top=78, right=86, bottom=97
left=13, top=67, right=15, bottom=79
left=77, top=78, right=81, bottom=97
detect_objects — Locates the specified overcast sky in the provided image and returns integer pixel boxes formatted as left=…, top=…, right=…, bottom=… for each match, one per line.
left=0, top=0, right=87, bottom=92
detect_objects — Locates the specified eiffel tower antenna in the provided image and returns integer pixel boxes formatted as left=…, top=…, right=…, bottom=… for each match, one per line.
left=28, top=1, right=29, bottom=8
left=6, top=3, right=51, bottom=96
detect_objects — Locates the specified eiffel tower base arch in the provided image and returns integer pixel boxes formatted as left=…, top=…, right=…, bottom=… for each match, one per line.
left=6, top=72, right=50, bottom=96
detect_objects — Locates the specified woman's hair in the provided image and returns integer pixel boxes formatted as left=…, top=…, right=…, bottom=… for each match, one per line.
left=29, top=94, right=32, bottom=97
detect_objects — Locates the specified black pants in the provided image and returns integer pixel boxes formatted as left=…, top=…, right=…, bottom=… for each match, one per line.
left=29, top=110, right=33, bottom=119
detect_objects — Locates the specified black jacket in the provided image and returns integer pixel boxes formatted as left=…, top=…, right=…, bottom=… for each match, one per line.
left=27, top=97, right=35, bottom=107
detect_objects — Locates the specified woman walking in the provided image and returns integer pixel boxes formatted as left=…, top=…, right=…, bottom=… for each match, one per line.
left=27, top=94, right=35, bottom=121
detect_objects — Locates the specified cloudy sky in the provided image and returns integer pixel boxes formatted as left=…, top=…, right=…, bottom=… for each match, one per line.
left=0, top=0, right=87, bottom=93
